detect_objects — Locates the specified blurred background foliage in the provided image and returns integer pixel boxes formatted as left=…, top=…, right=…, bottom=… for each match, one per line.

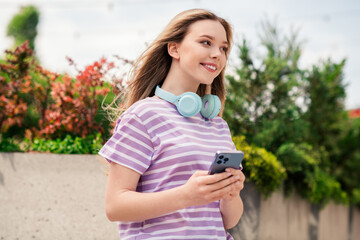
left=1, top=5, right=359, bottom=209
left=7, top=5, right=39, bottom=51
left=224, top=19, right=359, bottom=208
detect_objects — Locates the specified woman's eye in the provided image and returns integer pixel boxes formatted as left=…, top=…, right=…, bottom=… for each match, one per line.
left=201, top=40, right=211, bottom=46
left=221, top=47, right=228, bottom=52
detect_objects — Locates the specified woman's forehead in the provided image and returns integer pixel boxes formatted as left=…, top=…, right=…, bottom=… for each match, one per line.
left=186, top=19, right=228, bottom=43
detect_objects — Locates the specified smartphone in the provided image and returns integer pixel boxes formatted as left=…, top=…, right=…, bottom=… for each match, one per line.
left=208, top=150, right=244, bottom=175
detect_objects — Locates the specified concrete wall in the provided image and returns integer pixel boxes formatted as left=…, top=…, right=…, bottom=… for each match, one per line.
left=257, top=190, right=311, bottom=240
left=1, top=153, right=359, bottom=240
left=0, top=153, right=118, bottom=240
left=229, top=183, right=360, bottom=240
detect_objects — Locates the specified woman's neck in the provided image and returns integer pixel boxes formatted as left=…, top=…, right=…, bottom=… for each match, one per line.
left=161, top=63, right=199, bottom=95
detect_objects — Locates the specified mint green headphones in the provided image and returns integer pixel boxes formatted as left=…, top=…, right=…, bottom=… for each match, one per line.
left=155, top=85, right=221, bottom=119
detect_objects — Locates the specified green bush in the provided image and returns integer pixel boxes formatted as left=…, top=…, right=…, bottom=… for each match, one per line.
left=352, top=188, right=360, bottom=208
left=233, top=136, right=286, bottom=197
left=309, top=169, right=348, bottom=206
left=276, top=143, right=348, bottom=206
left=0, top=137, right=22, bottom=152
left=334, top=118, right=360, bottom=206
left=27, top=133, right=103, bottom=154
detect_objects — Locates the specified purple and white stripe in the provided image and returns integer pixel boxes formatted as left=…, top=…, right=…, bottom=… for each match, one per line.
left=99, top=97, right=235, bottom=240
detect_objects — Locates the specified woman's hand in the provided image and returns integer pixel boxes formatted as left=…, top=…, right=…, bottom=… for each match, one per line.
left=179, top=170, right=241, bottom=208
left=219, top=168, right=245, bottom=229
left=221, top=168, right=245, bottom=201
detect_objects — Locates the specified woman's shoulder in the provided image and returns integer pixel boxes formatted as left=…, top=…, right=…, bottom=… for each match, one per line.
left=212, top=115, right=232, bottom=130
left=124, top=97, right=171, bottom=118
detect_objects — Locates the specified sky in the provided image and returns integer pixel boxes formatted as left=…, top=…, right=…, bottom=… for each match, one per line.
left=1, top=0, right=359, bottom=109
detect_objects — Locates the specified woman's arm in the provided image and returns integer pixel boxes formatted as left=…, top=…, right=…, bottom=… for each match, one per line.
left=219, top=168, right=245, bottom=229
left=220, top=194, right=244, bottom=229
left=105, top=161, right=240, bottom=222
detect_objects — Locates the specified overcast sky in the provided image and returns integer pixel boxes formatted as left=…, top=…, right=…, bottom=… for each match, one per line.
left=1, top=0, right=359, bottom=109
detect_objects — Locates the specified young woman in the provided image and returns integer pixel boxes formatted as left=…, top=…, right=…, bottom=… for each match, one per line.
left=99, top=9, right=245, bottom=240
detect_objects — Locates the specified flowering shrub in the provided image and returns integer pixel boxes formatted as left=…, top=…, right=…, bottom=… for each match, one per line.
left=38, top=57, right=115, bottom=139
left=0, top=41, right=127, bottom=150
left=232, top=135, right=287, bottom=198
left=0, top=41, right=34, bottom=135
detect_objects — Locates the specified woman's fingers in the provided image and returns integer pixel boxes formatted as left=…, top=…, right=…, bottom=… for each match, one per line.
left=206, top=174, right=240, bottom=192
left=197, top=171, right=232, bottom=184
left=184, top=169, right=245, bottom=205
left=225, top=168, right=245, bottom=182
left=213, top=169, right=245, bottom=201
left=207, top=181, right=241, bottom=201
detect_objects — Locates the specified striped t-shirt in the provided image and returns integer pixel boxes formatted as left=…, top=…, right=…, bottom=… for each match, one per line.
left=99, top=97, right=236, bottom=240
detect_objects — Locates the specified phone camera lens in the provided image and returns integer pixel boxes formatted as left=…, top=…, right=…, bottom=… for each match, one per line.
left=217, top=160, right=222, bottom=164
left=219, top=155, right=224, bottom=159
left=224, top=158, right=229, bottom=162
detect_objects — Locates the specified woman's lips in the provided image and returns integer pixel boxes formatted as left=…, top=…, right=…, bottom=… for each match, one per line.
left=201, top=62, right=218, bottom=72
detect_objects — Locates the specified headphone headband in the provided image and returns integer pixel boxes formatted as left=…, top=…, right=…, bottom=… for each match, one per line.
left=154, top=85, right=178, bottom=103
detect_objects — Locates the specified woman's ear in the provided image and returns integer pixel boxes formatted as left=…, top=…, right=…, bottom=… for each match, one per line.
left=168, top=42, right=180, bottom=60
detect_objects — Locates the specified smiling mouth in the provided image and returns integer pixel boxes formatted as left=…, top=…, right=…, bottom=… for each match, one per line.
left=201, top=63, right=217, bottom=72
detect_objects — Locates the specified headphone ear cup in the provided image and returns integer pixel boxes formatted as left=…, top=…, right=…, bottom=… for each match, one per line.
left=176, top=92, right=202, bottom=117
left=200, top=94, right=221, bottom=119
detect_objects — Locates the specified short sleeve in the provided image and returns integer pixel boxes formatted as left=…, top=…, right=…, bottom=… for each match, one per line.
left=98, top=113, right=154, bottom=175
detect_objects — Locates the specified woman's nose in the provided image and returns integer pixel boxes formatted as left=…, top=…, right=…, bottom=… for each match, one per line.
left=210, top=47, right=222, bottom=59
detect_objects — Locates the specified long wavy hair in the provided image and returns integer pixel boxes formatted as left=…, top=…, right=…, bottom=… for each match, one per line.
left=111, top=9, right=233, bottom=118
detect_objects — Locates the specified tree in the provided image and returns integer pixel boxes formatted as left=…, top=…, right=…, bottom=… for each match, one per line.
left=224, top=19, right=350, bottom=206
left=224, top=20, right=307, bottom=153
left=304, top=59, right=347, bottom=163
left=7, top=5, right=40, bottom=51
left=333, top=116, right=360, bottom=207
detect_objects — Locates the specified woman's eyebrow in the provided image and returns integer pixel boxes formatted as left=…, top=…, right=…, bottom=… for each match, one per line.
left=199, top=34, right=228, bottom=45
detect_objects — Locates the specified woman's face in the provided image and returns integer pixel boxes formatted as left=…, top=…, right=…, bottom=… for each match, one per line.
left=175, top=19, right=229, bottom=86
